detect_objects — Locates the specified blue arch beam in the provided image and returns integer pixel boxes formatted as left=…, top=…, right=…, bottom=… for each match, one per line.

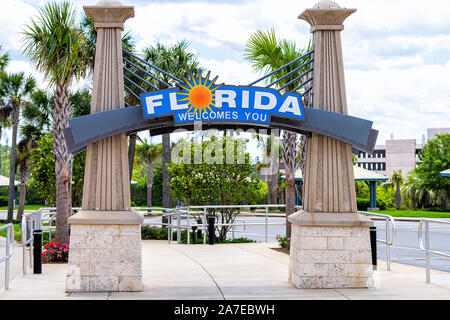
left=63, top=104, right=378, bottom=155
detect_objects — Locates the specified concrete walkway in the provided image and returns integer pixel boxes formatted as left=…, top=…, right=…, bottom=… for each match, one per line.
left=1, top=240, right=450, bottom=300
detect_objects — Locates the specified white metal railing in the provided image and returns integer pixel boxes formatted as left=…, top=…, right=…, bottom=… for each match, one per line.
left=141, top=205, right=297, bottom=244
left=418, top=218, right=450, bottom=284
left=359, top=211, right=397, bottom=271
left=0, top=223, right=14, bottom=290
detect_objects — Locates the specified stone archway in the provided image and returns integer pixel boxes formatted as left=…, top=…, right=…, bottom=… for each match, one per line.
left=65, top=0, right=375, bottom=292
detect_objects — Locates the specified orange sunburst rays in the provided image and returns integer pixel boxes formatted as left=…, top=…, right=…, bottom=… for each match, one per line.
left=177, top=72, right=222, bottom=118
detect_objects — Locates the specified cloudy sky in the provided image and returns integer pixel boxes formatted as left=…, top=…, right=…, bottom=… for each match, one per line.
left=1, top=0, right=450, bottom=147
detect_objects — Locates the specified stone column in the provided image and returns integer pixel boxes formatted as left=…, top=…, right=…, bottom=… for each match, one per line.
left=288, top=1, right=374, bottom=289
left=66, top=0, right=143, bottom=292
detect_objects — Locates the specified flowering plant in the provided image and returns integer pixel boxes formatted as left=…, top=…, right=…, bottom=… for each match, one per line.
left=276, top=235, right=290, bottom=249
left=42, top=239, right=69, bottom=263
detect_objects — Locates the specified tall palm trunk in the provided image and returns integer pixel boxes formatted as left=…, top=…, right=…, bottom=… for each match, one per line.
left=395, top=183, right=402, bottom=210
left=268, top=174, right=278, bottom=204
left=7, top=106, right=19, bottom=223
left=53, top=84, right=73, bottom=243
left=162, top=133, right=172, bottom=208
left=16, top=164, right=29, bottom=222
left=283, top=131, right=298, bottom=239
left=146, top=161, right=153, bottom=213
left=128, top=133, right=137, bottom=180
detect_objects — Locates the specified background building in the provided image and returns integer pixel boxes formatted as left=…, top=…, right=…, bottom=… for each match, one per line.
left=357, top=128, right=450, bottom=178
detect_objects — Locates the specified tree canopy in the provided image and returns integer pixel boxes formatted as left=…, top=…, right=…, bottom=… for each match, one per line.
left=416, top=134, right=450, bottom=206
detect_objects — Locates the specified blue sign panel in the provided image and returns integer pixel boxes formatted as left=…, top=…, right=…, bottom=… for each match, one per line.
left=140, top=75, right=305, bottom=125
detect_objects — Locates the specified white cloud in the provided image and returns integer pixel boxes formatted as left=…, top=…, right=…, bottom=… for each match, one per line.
left=346, top=61, right=450, bottom=144
left=0, top=0, right=37, bottom=52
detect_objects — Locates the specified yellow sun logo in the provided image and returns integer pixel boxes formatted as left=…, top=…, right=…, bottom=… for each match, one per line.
left=177, top=72, right=222, bottom=117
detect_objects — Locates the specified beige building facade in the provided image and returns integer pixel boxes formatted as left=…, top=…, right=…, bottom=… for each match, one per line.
left=356, top=128, right=450, bottom=178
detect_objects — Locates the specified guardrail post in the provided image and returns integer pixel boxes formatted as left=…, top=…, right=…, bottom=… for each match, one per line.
left=168, top=214, right=173, bottom=243
left=22, top=216, right=26, bottom=275
left=5, top=227, right=11, bottom=290
left=203, top=208, right=207, bottom=244
left=265, top=206, right=269, bottom=243
left=176, top=210, right=181, bottom=244
left=208, top=213, right=215, bottom=245
left=425, top=221, right=430, bottom=283
left=370, top=226, right=377, bottom=270
left=28, top=219, right=32, bottom=268
left=33, top=229, right=42, bottom=274
left=187, top=210, right=190, bottom=245
left=386, top=218, right=391, bottom=271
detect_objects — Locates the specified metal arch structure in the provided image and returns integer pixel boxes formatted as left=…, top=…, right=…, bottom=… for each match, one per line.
left=63, top=48, right=378, bottom=154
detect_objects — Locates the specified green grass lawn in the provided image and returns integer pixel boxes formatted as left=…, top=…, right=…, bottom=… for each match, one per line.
left=369, top=210, right=450, bottom=219
left=0, top=223, right=22, bottom=242
left=0, top=205, right=50, bottom=211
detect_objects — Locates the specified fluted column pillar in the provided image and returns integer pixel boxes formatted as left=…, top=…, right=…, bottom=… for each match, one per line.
left=288, top=1, right=374, bottom=289
left=66, top=0, right=143, bottom=293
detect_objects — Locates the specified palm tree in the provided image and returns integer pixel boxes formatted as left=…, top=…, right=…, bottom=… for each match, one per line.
left=142, top=40, right=203, bottom=208
left=0, top=44, right=9, bottom=73
left=16, top=138, right=35, bottom=222
left=0, top=45, right=11, bottom=172
left=135, top=139, right=162, bottom=211
left=23, top=1, right=88, bottom=242
left=255, top=134, right=281, bottom=204
left=16, top=89, right=54, bottom=221
left=0, top=72, right=35, bottom=222
left=383, top=170, right=404, bottom=210
left=0, top=104, right=12, bottom=146
left=81, top=14, right=135, bottom=76
left=21, top=89, right=53, bottom=138
left=245, top=29, right=312, bottom=238
left=392, top=170, right=404, bottom=210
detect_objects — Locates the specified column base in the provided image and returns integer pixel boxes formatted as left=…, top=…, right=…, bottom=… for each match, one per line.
left=288, top=211, right=374, bottom=289
left=65, top=210, right=144, bottom=293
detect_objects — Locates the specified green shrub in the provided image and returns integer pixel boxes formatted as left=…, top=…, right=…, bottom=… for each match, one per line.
left=141, top=226, right=168, bottom=240
left=376, top=197, right=388, bottom=210
left=357, top=198, right=370, bottom=211
left=277, top=235, right=290, bottom=249
left=424, top=207, right=450, bottom=213
left=171, top=229, right=205, bottom=244
left=170, top=229, right=255, bottom=244
left=221, top=238, right=255, bottom=243
left=0, top=196, right=8, bottom=207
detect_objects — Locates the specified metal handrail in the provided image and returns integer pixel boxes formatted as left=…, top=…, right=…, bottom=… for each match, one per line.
left=418, top=218, right=450, bottom=283
left=359, top=211, right=397, bottom=271
left=0, top=223, right=14, bottom=290
left=141, top=205, right=297, bottom=245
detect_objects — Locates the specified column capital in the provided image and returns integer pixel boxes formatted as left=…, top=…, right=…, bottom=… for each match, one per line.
left=84, top=1, right=134, bottom=31
left=299, top=1, right=356, bottom=32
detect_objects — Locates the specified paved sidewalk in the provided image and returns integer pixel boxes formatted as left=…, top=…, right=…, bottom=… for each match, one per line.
left=0, top=241, right=449, bottom=300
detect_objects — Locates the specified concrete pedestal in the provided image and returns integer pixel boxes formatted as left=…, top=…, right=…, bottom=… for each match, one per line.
left=65, top=211, right=143, bottom=292
left=288, top=211, right=374, bottom=288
